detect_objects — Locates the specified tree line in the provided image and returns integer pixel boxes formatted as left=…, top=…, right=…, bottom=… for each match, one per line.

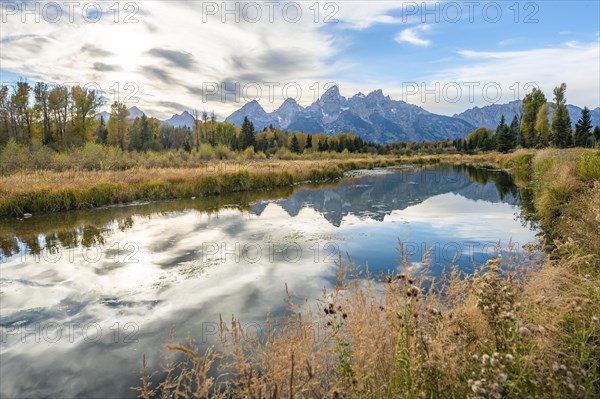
left=1, top=80, right=597, bottom=156
left=0, top=80, right=376, bottom=155
left=454, top=83, right=599, bottom=153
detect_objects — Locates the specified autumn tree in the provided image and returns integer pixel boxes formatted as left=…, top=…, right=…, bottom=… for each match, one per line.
left=11, top=81, right=34, bottom=144
left=71, top=86, right=102, bottom=144
left=34, top=82, right=53, bottom=145
left=48, top=86, right=69, bottom=145
left=107, top=101, right=130, bottom=149
left=534, top=103, right=550, bottom=147
left=0, top=85, right=11, bottom=144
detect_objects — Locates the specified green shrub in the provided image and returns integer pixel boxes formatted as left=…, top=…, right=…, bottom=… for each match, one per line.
left=0, top=139, right=29, bottom=171
left=576, top=150, right=600, bottom=182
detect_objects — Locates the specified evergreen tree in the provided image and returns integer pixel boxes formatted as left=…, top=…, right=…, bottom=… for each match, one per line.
left=240, top=116, right=255, bottom=149
left=290, top=135, right=301, bottom=153
left=574, top=106, right=592, bottom=147
left=94, top=116, right=108, bottom=144
left=305, top=134, right=313, bottom=151
left=129, top=114, right=153, bottom=151
left=508, top=115, right=519, bottom=150
left=495, top=115, right=513, bottom=153
left=551, top=83, right=571, bottom=148
left=594, top=126, right=600, bottom=142
left=183, top=127, right=192, bottom=152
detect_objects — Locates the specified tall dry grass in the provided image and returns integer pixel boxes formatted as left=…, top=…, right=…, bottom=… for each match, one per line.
left=0, top=158, right=411, bottom=216
left=133, top=244, right=599, bottom=398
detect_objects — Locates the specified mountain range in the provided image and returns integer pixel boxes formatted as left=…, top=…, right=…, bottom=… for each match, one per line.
left=96, top=87, right=599, bottom=144
left=225, top=86, right=476, bottom=143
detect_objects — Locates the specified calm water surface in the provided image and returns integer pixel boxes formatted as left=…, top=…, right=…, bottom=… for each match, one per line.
left=0, top=165, right=538, bottom=398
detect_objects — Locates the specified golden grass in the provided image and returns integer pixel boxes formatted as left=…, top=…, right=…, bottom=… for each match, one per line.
left=1, top=158, right=415, bottom=216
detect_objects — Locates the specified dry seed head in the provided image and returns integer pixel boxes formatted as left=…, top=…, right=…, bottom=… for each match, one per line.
left=518, top=326, right=532, bottom=338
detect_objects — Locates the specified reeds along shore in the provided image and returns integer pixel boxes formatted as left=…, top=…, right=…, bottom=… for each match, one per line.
left=0, top=158, right=406, bottom=216
left=132, top=148, right=600, bottom=398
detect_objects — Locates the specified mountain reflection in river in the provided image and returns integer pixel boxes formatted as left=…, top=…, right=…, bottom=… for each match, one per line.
left=0, top=165, right=537, bottom=398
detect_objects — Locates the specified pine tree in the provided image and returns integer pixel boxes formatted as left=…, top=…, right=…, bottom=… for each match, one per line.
left=94, top=115, right=108, bottom=144
left=129, top=114, right=153, bottom=151
left=508, top=115, right=519, bottom=150
left=594, top=126, right=600, bottom=142
left=574, top=107, right=592, bottom=147
left=240, top=116, right=255, bottom=149
left=305, top=134, right=313, bottom=151
left=183, top=127, right=192, bottom=152
left=290, top=135, right=301, bottom=153
left=495, top=115, right=512, bottom=153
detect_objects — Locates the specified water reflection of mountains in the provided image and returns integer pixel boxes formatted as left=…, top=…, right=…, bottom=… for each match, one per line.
left=251, top=165, right=520, bottom=227
left=0, top=166, right=519, bottom=256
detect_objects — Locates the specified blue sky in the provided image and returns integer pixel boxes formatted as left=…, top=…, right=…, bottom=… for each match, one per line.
left=1, top=1, right=598, bottom=119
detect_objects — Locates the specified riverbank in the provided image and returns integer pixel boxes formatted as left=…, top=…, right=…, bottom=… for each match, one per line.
left=133, top=148, right=599, bottom=398
left=0, top=151, right=533, bottom=217
left=0, top=158, right=404, bottom=217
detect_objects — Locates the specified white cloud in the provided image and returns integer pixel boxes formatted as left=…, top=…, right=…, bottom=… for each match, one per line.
left=1, top=1, right=598, bottom=120
left=332, top=1, right=436, bottom=30
left=0, top=1, right=341, bottom=118
left=0, top=1, right=439, bottom=118
left=395, top=25, right=432, bottom=46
